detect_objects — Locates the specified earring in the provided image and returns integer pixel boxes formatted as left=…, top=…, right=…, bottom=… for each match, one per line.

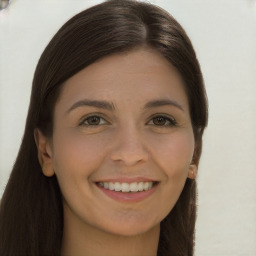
left=188, top=164, right=197, bottom=179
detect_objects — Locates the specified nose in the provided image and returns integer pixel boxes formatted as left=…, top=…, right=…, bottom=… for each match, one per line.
left=110, top=126, right=149, bottom=166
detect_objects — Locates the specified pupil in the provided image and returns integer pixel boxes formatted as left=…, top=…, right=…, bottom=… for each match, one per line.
left=89, top=116, right=100, bottom=125
left=153, top=117, right=166, bottom=125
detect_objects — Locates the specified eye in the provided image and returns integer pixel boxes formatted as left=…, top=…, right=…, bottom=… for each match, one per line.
left=80, top=115, right=108, bottom=126
left=148, top=115, right=177, bottom=127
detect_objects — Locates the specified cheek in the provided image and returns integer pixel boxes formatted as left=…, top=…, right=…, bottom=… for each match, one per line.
left=51, top=129, right=110, bottom=181
left=149, top=130, right=195, bottom=173
left=150, top=131, right=194, bottom=214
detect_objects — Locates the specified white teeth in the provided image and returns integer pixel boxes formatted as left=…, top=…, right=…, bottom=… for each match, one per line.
left=130, top=182, right=138, bottom=192
left=114, top=182, right=121, bottom=191
left=109, top=182, right=114, bottom=191
left=143, top=182, right=149, bottom=191
left=138, top=182, right=144, bottom=192
left=121, top=183, right=130, bottom=192
left=98, top=181, right=155, bottom=193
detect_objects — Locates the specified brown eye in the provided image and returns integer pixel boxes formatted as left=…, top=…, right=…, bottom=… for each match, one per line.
left=148, top=115, right=177, bottom=127
left=81, top=115, right=107, bottom=126
left=152, top=116, right=168, bottom=126
left=87, top=116, right=101, bottom=125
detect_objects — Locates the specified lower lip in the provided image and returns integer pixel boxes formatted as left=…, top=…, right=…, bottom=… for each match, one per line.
left=96, top=183, right=158, bottom=202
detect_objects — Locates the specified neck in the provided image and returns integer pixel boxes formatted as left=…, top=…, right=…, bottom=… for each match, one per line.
left=61, top=208, right=160, bottom=256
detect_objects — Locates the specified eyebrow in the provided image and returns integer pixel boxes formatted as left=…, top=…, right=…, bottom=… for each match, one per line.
left=66, top=99, right=115, bottom=113
left=144, top=99, right=184, bottom=111
left=66, top=98, right=184, bottom=114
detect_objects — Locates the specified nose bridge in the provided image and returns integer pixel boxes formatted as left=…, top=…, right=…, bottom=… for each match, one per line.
left=110, top=123, right=148, bottom=166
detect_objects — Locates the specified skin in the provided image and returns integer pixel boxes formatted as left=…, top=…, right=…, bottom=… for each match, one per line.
left=36, top=47, right=197, bottom=256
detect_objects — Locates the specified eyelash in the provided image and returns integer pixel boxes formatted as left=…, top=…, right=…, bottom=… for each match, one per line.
left=79, top=114, right=109, bottom=126
left=147, top=114, right=177, bottom=127
left=79, top=114, right=177, bottom=127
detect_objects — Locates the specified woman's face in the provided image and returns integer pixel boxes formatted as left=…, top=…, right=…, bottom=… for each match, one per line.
left=45, top=48, right=195, bottom=236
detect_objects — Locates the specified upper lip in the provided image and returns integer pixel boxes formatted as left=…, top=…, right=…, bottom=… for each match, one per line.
left=95, top=177, right=159, bottom=183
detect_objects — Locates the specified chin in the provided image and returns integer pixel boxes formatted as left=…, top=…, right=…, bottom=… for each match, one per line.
left=101, top=219, right=159, bottom=237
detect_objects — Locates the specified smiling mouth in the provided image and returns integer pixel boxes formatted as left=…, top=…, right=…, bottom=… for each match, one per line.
left=96, top=181, right=158, bottom=193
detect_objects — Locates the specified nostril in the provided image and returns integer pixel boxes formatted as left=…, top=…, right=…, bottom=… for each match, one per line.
left=110, top=149, right=149, bottom=166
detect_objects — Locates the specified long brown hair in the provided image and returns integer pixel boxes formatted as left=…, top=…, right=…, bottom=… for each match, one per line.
left=0, top=0, right=208, bottom=255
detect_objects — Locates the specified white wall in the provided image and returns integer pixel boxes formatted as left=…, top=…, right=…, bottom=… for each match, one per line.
left=1, top=0, right=256, bottom=255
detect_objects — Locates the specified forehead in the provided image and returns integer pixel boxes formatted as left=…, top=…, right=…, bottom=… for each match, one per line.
left=56, top=48, right=189, bottom=111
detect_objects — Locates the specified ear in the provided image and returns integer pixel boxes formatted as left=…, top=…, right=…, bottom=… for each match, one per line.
left=187, top=164, right=198, bottom=179
left=34, top=129, right=55, bottom=177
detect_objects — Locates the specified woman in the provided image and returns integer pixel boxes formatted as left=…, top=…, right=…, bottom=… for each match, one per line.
left=0, top=0, right=208, bottom=255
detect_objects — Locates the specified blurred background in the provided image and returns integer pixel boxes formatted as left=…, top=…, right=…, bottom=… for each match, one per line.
left=0, top=0, right=256, bottom=255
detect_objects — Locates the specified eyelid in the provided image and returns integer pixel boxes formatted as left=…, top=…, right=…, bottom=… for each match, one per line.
left=79, top=113, right=110, bottom=126
left=147, top=113, right=177, bottom=126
